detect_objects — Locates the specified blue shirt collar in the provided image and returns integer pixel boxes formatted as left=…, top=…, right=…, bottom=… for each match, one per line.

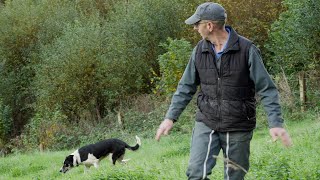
left=212, top=27, right=231, bottom=58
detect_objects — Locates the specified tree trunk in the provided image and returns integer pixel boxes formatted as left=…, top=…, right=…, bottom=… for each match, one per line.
left=95, top=102, right=102, bottom=121
left=117, top=110, right=123, bottom=128
left=299, top=71, right=307, bottom=111
left=39, top=143, right=44, bottom=153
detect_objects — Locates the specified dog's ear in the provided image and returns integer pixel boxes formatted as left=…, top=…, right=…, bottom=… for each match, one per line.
left=66, top=155, right=74, bottom=161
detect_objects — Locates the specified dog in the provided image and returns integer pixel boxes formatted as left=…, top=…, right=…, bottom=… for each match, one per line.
left=59, top=135, right=141, bottom=173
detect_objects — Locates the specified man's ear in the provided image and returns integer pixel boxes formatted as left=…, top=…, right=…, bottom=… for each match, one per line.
left=208, top=22, right=215, bottom=32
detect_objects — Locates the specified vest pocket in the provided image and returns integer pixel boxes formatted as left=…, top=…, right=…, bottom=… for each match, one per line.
left=221, top=100, right=247, bottom=119
left=197, top=94, right=218, bottom=116
left=244, top=101, right=256, bottom=119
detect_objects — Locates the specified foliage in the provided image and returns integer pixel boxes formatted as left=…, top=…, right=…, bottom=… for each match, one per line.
left=0, top=98, right=12, bottom=146
left=35, top=20, right=107, bottom=122
left=0, top=0, right=99, bottom=141
left=0, top=0, right=46, bottom=140
left=153, top=38, right=193, bottom=95
left=6, top=94, right=191, bottom=152
left=170, top=0, right=206, bottom=45
left=265, top=0, right=320, bottom=111
left=34, top=0, right=190, bottom=122
left=266, top=0, right=320, bottom=74
left=218, top=0, right=284, bottom=49
left=104, top=0, right=187, bottom=93
left=18, top=109, right=68, bottom=151
left=0, top=0, right=189, bottom=147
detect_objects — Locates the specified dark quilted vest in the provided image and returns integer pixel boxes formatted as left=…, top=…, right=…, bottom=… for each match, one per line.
left=195, top=26, right=256, bottom=132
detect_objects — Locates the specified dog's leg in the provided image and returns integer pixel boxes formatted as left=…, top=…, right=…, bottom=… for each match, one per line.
left=117, top=154, right=126, bottom=164
left=121, top=158, right=131, bottom=164
left=84, top=165, right=90, bottom=174
left=112, top=155, right=117, bottom=165
left=93, top=162, right=99, bottom=168
left=112, top=150, right=125, bottom=165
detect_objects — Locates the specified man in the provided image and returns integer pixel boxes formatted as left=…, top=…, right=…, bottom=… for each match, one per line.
left=155, top=2, right=292, bottom=180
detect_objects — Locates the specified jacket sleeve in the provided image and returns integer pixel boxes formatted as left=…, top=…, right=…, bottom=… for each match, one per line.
left=248, top=44, right=284, bottom=128
left=165, top=47, right=200, bottom=121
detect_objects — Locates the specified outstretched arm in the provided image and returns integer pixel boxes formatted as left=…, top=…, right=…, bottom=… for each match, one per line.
left=155, top=47, right=199, bottom=141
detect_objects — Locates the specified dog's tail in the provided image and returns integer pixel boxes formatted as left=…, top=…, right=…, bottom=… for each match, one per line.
left=126, top=135, right=141, bottom=151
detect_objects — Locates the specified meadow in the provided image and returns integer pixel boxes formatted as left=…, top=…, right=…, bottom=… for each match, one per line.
left=0, top=115, right=319, bottom=180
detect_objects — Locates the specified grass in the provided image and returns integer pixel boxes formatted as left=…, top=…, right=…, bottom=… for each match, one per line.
left=0, top=116, right=319, bottom=179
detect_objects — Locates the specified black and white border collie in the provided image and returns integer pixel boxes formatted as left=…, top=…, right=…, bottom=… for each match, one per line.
left=60, top=136, right=141, bottom=173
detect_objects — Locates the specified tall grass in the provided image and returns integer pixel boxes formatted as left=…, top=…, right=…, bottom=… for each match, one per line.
left=0, top=114, right=319, bottom=179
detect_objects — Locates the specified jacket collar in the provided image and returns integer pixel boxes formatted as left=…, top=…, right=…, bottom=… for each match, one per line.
left=201, top=25, right=240, bottom=53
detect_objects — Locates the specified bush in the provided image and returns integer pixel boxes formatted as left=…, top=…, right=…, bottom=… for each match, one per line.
left=154, top=38, right=193, bottom=95
left=0, top=99, right=12, bottom=145
left=104, top=0, right=188, bottom=93
left=0, top=0, right=106, bottom=144
left=35, top=19, right=108, bottom=122
left=8, top=108, right=68, bottom=152
left=266, top=0, right=320, bottom=74
left=0, top=0, right=47, bottom=140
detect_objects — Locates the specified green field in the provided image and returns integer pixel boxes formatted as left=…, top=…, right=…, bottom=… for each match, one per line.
left=1, top=118, right=319, bottom=180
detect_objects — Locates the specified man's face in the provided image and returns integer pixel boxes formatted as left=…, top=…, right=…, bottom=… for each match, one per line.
left=193, top=20, right=210, bottom=40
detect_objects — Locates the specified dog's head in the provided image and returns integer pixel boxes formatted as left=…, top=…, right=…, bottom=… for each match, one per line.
left=59, top=155, right=75, bottom=173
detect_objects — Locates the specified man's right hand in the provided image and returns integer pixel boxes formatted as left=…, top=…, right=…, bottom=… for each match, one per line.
left=155, top=119, right=174, bottom=141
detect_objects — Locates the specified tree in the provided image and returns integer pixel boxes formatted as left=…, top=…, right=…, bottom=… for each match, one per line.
left=0, top=0, right=114, bottom=142
left=266, top=0, right=320, bottom=109
left=268, top=0, right=320, bottom=73
left=219, top=0, right=284, bottom=50
left=103, top=0, right=188, bottom=93
left=267, top=0, right=320, bottom=74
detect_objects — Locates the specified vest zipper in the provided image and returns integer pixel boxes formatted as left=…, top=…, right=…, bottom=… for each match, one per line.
left=217, top=57, right=223, bottom=131
left=218, top=77, right=222, bottom=128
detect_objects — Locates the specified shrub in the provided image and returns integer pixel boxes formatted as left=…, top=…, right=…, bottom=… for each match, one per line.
left=35, top=19, right=107, bottom=122
left=0, top=0, right=46, bottom=140
left=104, top=0, right=188, bottom=93
left=154, top=38, right=193, bottom=95
left=0, top=0, right=105, bottom=144
left=0, top=99, right=13, bottom=145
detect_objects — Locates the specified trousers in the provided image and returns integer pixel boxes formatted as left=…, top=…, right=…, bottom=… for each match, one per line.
left=186, top=121, right=253, bottom=180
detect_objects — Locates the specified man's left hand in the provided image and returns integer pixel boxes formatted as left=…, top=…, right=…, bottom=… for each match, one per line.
left=269, top=127, right=293, bottom=147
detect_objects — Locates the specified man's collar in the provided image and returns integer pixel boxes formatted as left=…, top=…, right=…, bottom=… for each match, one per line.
left=201, top=25, right=240, bottom=53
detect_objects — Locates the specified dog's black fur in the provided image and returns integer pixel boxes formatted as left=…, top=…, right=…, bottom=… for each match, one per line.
left=60, top=136, right=141, bottom=173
